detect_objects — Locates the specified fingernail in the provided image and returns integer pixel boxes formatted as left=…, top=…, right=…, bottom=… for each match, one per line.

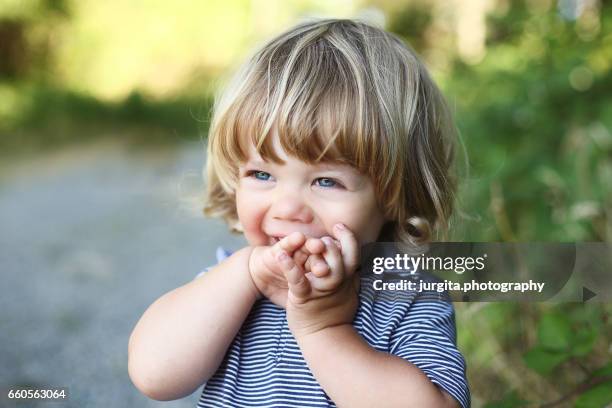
left=335, top=223, right=345, bottom=231
left=278, top=251, right=289, bottom=261
left=321, top=237, right=333, bottom=246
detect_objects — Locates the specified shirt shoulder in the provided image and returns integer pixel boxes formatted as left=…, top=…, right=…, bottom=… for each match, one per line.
left=194, top=247, right=233, bottom=280
left=355, top=273, right=471, bottom=408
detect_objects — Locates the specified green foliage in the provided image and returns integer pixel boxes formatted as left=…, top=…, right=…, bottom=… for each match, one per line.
left=523, top=346, right=571, bottom=375
left=537, top=312, right=573, bottom=351
left=483, top=390, right=529, bottom=408
left=456, top=302, right=610, bottom=405
left=432, top=2, right=611, bottom=242
left=591, top=362, right=612, bottom=377
left=578, top=361, right=612, bottom=407
left=526, top=306, right=601, bottom=365
left=0, top=82, right=213, bottom=154
left=386, top=3, right=432, bottom=54
left=0, top=0, right=71, bottom=80
left=574, top=383, right=612, bottom=408
left=387, top=3, right=611, bottom=401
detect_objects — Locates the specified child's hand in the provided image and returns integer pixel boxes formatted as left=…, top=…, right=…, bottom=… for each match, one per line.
left=248, top=232, right=328, bottom=308
left=277, top=224, right=361, bottom=338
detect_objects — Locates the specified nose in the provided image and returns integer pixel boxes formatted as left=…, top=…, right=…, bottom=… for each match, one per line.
left=270, top=189, right=314, bottom=224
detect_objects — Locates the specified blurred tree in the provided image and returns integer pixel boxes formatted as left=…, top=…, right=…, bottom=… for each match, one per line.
left=444, top=0, right=609, bottom=242
left=0, top=0, right=71, bottom=80
left=0, top=19, right=27, bottom=78
left=385, top=0, right=611, bottom=406
left=386, top=2, right=432, bottom=54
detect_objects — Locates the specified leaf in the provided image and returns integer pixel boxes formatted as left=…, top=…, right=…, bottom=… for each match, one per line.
left=538, top=312, right=572, bottom=351
left=570, top=327, right=598, bottom=356
left=484, top=390, right=528, bottom=408
left=591, top=362, right=612, bottom=378
left=523, top=346, right=570, bottom=375
left=574, top=382, right=612, bottom=408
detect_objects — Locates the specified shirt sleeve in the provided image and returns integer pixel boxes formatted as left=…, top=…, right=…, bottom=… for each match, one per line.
left=194, top=247, right=233, bottom=280
left=389, top=294, right=471, bottom=408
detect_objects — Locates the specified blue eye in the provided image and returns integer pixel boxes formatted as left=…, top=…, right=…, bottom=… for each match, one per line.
left=315, top=178, right=340, bottom=188
left=250, top=171, right=271, bottom=181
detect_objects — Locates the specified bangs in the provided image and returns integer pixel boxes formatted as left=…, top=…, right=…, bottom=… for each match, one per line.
left=214, top=30, right=393, bottom=183
left=206, top=19, right=456, bottom=245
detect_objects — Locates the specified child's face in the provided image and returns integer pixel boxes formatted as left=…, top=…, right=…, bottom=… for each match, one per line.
left=236, top=136, right=387, bottom=247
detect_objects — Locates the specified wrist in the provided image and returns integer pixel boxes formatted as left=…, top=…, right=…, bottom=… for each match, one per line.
left=292, top=322, right=355, bottom=344
left=247, top=246, right=265, bottom=300
left=287, top=298, right=357, bottom=339
left=287, top=276, right=360, bottom=339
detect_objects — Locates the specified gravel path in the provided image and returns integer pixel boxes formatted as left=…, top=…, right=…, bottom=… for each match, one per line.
left=0, top=140, right=245, bottom=407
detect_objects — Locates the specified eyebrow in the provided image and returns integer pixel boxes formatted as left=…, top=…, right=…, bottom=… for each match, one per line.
left=242, top=157, right=268, bottom=167
left=314, top=162, right=361, bottom=174
left=243, top=157, right=361, bottom=177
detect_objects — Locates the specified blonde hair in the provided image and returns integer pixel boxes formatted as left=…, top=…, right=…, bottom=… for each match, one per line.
left=204, top=18, right=457, bottom=245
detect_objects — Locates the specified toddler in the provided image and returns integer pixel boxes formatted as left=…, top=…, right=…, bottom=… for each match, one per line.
left=129, top=19, right=469, bottom=408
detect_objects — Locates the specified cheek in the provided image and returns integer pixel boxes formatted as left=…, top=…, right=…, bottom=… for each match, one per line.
left=236, top=189, right=268, bottom=243
left=347, top=209, right=385, bottom=243
left=318, top=200, right=385, bottom=244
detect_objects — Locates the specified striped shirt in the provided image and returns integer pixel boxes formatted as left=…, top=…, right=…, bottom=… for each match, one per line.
left=196, top=249, right=470, bottom=408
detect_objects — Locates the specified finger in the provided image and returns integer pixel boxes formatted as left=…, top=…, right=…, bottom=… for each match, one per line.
left=305, top=254, right=330, bottom=278
left=320, top=236, right=344, bottom=286
left=277, top=232, right=306, bottom=253
left=293, top=248, right=309, bottom=269
left=268, top=233, right=301, bottom=268
left=304, top=237, right=325, bottom=255
left=277, top=250, right=310, bottom=298
left=303, top=268, right=339, bottom=291
left=332, top=223, right=359, bottom=276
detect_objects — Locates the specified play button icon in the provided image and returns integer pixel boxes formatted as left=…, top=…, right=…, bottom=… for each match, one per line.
left=583, top=287, right=596, bottom=302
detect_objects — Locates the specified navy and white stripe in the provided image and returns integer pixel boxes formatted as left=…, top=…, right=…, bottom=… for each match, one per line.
left=196, top=250, right=470, bottom=408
